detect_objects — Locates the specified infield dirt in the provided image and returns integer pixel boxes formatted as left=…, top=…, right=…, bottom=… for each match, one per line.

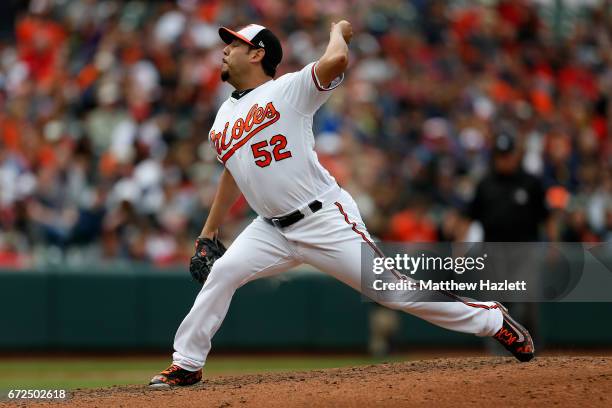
left=10, top=356, right=612, bottom=407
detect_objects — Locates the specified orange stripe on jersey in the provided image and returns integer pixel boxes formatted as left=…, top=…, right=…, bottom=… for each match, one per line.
left=311, top=63, right=336, bottom=92
left=220, top=111, right=281, bottom=163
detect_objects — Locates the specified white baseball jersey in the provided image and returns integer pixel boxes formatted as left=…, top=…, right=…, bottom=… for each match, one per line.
left=208, top=62, right=343, bottom=218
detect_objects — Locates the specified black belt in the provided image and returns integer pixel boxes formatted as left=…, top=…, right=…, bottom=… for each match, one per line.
left=264, top=200, right=323, bottom=228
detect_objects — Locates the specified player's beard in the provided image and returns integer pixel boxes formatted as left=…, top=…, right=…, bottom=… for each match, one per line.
left=221, top=67, right=230, bottom=82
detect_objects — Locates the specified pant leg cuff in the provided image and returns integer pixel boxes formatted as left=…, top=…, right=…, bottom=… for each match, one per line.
left=172, top=352, right=204, bottom=371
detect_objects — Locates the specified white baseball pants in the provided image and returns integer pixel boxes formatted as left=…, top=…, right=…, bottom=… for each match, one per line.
left=172, top=187, right=503, bottom=371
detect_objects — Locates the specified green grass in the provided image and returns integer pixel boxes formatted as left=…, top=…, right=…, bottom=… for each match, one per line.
left=0, top=354, right=407, bottom=389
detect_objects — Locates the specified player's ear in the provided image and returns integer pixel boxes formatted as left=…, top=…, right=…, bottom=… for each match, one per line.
left=249, top=48, right=265, bottom=63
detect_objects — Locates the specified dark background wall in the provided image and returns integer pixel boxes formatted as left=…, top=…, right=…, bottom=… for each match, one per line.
left=2, top=267, right=612, bottom=351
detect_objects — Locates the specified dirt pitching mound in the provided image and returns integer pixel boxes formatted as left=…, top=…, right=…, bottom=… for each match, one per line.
left=18, top=356, right=612, bottom=408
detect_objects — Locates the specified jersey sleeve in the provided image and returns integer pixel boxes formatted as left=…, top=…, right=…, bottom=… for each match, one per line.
left=278, top=61, right=344, bottom=115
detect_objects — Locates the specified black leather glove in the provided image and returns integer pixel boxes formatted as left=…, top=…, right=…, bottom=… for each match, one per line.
left=189, top=236, right=227, bottom=285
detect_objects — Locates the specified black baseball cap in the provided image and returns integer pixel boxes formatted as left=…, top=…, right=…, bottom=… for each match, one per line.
left=493, top=132, right=516, bottom=154
left=219, top=24, right=283, bottom=70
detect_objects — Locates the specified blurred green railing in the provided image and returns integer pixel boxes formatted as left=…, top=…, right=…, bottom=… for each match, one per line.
left=1, top=266, right=611, bottom=350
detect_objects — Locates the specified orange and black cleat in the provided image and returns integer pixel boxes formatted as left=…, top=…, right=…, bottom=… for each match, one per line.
left=493, top=302, right=535, bottom=362
left=149, top=364, right=202, bottom=388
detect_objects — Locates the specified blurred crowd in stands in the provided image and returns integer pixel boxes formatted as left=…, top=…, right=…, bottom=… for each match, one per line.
left=0, top=0, right=610, bottom=268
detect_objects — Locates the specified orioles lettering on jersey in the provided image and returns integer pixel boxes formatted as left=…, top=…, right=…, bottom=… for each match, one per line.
left=209, top=102, right=281, bottom=163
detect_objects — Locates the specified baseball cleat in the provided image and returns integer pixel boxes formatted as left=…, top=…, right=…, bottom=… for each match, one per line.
left=493, top=302, right=535, bottom=362
left=149, top=364, right=202, bottom=388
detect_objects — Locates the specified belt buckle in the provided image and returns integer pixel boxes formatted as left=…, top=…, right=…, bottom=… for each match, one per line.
left=271, top=218, right=283, bottom=228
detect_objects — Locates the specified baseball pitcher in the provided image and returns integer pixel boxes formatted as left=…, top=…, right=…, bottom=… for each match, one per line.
left=150, top=21, right=534, bottom=387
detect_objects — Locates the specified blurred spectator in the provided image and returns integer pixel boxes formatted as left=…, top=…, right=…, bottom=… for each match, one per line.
left=467, top=131, right=549, bottom=242
left=0, top=0, right=610, bottom=268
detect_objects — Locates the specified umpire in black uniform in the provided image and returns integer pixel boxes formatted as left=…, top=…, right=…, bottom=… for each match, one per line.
left=468, top=130, right=549, bottom=347
left=468, top=132, right=548, bottom=242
